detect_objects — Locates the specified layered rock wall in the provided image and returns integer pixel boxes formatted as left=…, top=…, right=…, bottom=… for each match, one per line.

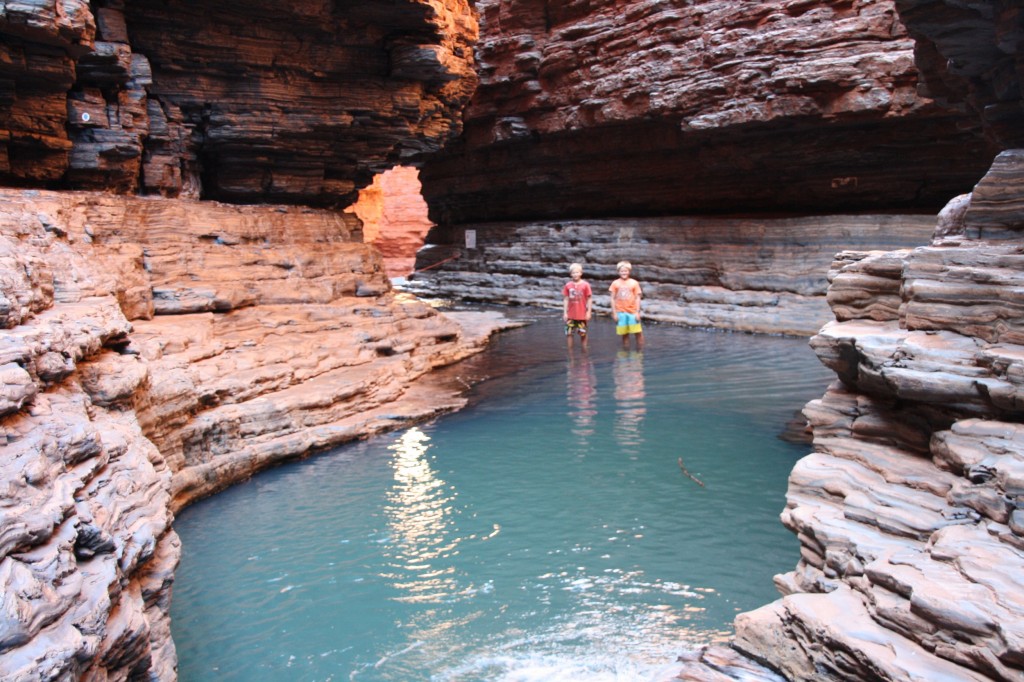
left=417, top=0, right=996, bottom=223
left=411, top=0, right=1002, bottom=332
left=0, top=0, right=478, bottom=205
left=412, top=214, right=936, bottom=336
left=894, top=0, right=1023, bottom=150
left=722, top=149, right=1024, bottom=682
left=0, top=189, right=511, bottom=679
left=0, top=2, right=487, bottom=679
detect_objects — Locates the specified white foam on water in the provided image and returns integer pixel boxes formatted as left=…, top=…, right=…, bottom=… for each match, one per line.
left=437, top=650, right=684, bottom=682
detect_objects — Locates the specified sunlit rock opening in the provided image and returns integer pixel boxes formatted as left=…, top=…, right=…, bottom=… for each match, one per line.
left=347, top=166, right=436, bottom=279
left=1, top=0, right=1024, bottom=680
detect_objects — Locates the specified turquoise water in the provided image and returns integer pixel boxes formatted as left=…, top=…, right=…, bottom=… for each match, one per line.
left=170, top=314, right=834, bottom=681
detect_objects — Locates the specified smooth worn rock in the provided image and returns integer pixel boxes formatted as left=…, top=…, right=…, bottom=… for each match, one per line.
left=741, top=153, right=1024, bottom=680
left=0, top=188, right=516, bottom=679
left=347, top=166, right=436, bottom=278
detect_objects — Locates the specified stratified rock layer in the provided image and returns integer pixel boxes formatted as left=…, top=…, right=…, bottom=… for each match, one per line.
left=728, top=151, right=1024, bottom=681
left=0, top=0, right=478, bottom=205
left=418, top=0, right=996, bottom=223
left=0, top=188, right=512, bottom=679
left=895, top=0, right=1024, bottom=149
left=411, top=214, right=936, bottom=336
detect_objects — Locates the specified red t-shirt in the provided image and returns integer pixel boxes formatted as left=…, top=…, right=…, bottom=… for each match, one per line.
left=563, top=280, right=592, bottom=320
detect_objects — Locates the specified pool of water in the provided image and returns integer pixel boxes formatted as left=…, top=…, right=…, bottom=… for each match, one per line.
left=170, top=312, right=835, bottom=681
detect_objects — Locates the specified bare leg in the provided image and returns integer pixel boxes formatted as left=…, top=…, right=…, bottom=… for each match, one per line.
left=635, top=331, right=644, bottom=350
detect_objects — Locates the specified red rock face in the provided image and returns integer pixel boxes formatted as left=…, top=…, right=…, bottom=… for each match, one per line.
left=419, top=0, right=998, bottom=223
left=0, top=188, right=513, bottom=680
left=0, top=0, right=478, bottom=204
left=727, top=148, right=1024, bottom=682
left=349, top=166, right=436, bottom=277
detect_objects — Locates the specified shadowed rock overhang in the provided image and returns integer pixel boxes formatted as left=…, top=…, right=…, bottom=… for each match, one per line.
left=0, top=0, right=478, bottom=206
left=418, top=0, right=1010, bottom=224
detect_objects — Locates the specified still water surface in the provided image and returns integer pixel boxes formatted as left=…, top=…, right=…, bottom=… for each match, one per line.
left=171, top=313, right=834, bottom=681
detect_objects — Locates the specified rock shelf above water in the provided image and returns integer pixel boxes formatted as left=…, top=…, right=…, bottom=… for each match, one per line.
left=0, top=189, right=515, bottom=680
left=714, top=151, right=1024, bottom=682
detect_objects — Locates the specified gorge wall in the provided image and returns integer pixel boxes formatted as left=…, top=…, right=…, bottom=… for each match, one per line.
left=2, top=0, right=1024, bottom=681
left=0, top=2, right=498, bottom=680
left=405, top=1, right=1024, bottom=680
left=0, top=0, right=477, bottom=205
left=411, top=0, right=1005, bottom=335
left=418, top=0, right=996, bottom=222
left=728, top=151, right=1024, bottom=682
left=0, top=189, right=513, bottom=681
left=698, top=3, right=1024, bottom=678
left=409, top=214, right=936, bottom=336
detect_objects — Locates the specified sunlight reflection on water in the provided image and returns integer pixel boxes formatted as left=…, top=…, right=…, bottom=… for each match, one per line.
left=171, top=313, right=835, bottom=682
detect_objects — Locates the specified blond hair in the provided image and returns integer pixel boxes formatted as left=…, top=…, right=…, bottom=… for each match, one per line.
left=616, top=261, right=632, bottom=272
left=569, top=262, right=583, bottom=274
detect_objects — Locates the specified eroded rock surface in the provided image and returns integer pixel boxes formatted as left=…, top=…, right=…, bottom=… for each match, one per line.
left=895, top=0, right=1024, bottom=149
left=348, top=166, right=436, bottom=278
left=418, top=0, right=996, bottom=223
left=0, top=188, right=513, bottom=679
left=725, top=151, right=1024, bottom=681
left=411, top=214, right=936, bottom=336
left=0, top=0, right=478, bottom=205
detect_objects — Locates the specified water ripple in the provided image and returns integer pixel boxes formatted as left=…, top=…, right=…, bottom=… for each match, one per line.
left=172, top=316, right=835, bottom=682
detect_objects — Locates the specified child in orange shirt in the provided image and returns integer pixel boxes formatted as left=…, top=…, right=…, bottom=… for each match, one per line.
left=609, top=261, right=643, bottom=350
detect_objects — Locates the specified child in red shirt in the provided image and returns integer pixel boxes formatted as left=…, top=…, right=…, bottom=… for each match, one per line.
left=562, top=263, right=593, bottom=349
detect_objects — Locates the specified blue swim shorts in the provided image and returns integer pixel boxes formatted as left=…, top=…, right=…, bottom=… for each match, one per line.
left=616, top=312, right=642, bottom=335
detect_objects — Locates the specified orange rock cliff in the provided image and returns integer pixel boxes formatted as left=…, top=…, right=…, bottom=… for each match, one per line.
left=2, top=0, right=1024, bottom=680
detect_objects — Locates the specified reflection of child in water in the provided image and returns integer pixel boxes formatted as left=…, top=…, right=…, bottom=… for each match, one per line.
left=566, top=352, right=597, bottom=439
left=613, top=350, right=646, bottom=451
left=562, top=263, right=593, bottom=350
left=609, top=261, right=643, bottom=350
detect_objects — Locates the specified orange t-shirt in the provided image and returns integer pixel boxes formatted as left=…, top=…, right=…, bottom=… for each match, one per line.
left=609, top=278, right=642, bottom=315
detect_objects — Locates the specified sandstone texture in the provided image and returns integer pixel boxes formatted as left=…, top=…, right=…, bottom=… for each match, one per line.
left=411, top=214, right=936, bottom=336
left=2, top=0, right=1024, bottom=681
left=0, top=188, right=513, bottom=679
left=718, top=151, right=1024, bottom=681
left=418, top=0, right=997, bottom=223
left=0, top=0, right=478, bottom=205
left=410, top=0, right=1009, bottom=335
left=348, top=166, right=436, bottom=278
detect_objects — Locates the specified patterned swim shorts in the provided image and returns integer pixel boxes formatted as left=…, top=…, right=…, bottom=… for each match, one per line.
left=565, top=319, right=588, bottom=336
